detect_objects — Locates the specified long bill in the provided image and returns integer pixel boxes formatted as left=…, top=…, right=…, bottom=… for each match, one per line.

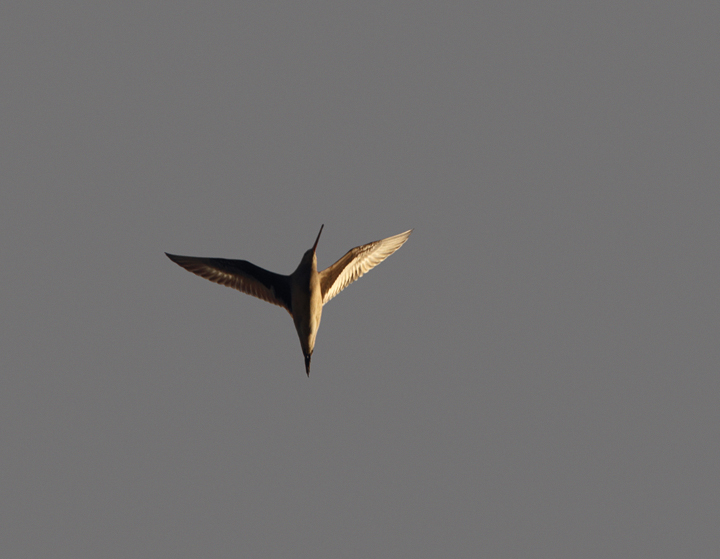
left=313, top=224, right=324, bottom=253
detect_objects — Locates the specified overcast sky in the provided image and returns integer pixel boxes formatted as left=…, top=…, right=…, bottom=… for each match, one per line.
left=2, top=2, right=719, bottom=557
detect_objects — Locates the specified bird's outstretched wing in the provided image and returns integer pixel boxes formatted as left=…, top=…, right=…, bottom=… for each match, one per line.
left=165, top=253, right=292, bottom=312
left=319, top=229, right=412, bottom=305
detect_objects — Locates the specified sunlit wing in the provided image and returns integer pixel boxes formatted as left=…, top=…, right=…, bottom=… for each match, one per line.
left=165, top=253, right=292, bottom=312
left=319, top=229, right=412, bottom=305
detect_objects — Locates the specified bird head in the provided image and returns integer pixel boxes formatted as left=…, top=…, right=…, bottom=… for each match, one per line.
left=300, top=224, right=324, bottom=268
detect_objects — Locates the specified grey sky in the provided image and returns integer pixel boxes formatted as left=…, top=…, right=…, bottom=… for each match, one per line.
left=2, top=2, right=719, bottom=557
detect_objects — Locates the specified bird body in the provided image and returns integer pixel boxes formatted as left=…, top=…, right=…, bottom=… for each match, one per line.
left=166, top=226, right=411, bottom=376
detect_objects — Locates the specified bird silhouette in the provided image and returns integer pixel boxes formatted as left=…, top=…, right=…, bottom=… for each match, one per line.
left=165, top=226, right=412, bottom=376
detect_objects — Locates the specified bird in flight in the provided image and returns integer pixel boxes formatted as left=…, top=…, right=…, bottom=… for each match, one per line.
left=165, top=226, right=412, bottom=376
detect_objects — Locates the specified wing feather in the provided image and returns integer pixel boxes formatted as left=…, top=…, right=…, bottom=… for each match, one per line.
left=165, top=253, right=292, bottom=312
left=319, top=229, right=412, bottom=305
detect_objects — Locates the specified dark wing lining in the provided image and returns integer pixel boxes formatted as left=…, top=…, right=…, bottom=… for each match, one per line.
left=319, top=229, right=412, bottom=305
left=165, top=253, right=292, bottom=312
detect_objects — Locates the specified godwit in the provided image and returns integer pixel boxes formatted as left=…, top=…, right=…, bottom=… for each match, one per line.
left=165, top=226, right=412, bottom=376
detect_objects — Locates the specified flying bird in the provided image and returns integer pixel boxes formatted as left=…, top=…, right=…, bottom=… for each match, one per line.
left=165, top=226, right=412, bottom=376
